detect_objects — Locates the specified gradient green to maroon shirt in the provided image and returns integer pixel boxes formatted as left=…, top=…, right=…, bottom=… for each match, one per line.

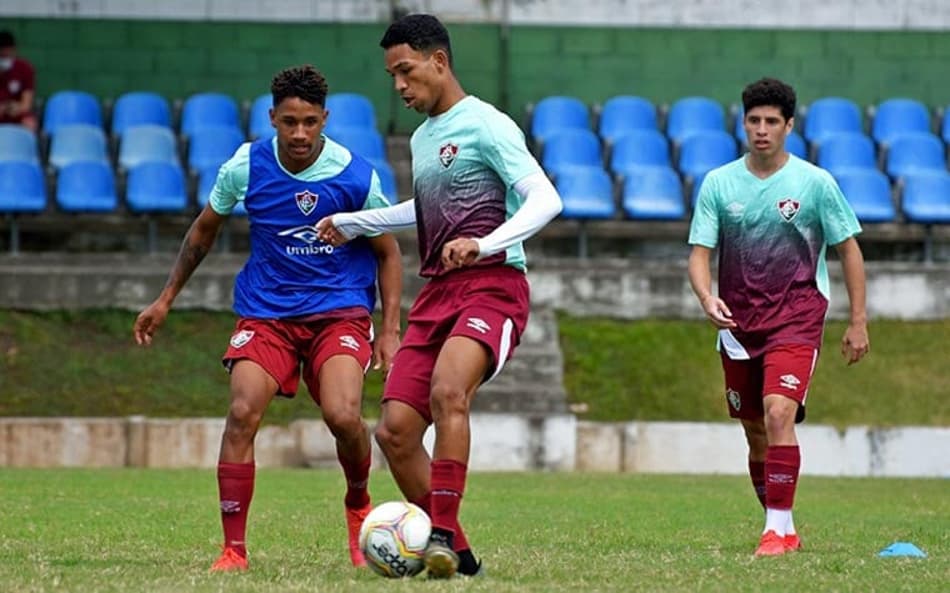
left=688, top=155, right=861, bottom=358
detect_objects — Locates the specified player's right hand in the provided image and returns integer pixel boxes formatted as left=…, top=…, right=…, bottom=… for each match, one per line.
left=702, top=295, right=737, bottom=329
left=133, top=301, right=171, bottom=346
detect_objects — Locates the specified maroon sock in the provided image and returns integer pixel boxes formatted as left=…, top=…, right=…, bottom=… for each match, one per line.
left=765, top=445, right=800, bottom=510
left=338, top=451, right=371, bottom=509
left=430, top=460, right=467, bottom=543
left=217, top=462, right=255, bottom=558
left=748, top=459, right=767, bottom=508
left=412, top=490, right=470, bottom=552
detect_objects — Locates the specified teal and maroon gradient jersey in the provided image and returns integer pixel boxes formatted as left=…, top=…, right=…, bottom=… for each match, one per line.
left=688, top=155, right=861, bottom=358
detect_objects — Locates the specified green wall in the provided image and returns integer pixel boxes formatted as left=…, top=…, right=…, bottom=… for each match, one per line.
left=6, top=18, right=950, bottom=133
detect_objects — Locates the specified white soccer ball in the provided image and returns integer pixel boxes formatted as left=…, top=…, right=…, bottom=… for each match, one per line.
left=359, top=501, right=431, bottom=578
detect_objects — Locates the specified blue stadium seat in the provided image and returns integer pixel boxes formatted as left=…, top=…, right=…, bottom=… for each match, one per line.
left=608, top=129, right=670, bottom=177
left=530, top=96, right=590, bottom=145
left=541, top=129, right=602, bottom=178
left=56, top=160, right=118, bottom=213
left=180, top=93, right=241, bottom=139
left=666, top=97, right=725, bottom=144
left=187, top=125, right=245, bottom=172
left=555, top=165, right=616, bottom=219
left=884, top=132, right=946, bottom=179
left=111, top=92, right=172, bottom=139
left=197, top=165, right=246, bottom=216
left=42, top=90, right=103, bottom=137
left=247, top=94, right=275, bottom=140
left=48, top=124, right=109, bottom=169
left=0, top=124, right=39, bottom=163
left=833, top=169, right=896, bottom=223
left=690, top=171, right=708, bottom=209
left=901, top=171, right=950, bottom=224
left=802, top=97, right=862, bottom=146
left=326, top=93, right=377, bottom=134
left=817, top=132, right=877, bottom=177
left=785, top=132, right=807, bottom=160
left=370, top=159, right=398, bottom=204
left=0, top=160, right=46, bottom=212
left=678, top=130, right=737, bottom=180
left=125, top=162, right=187, bottom=213
left=330, top=126, right=386, bottom=162
left=941, top=109, right=950, bottom=145
left=871, top=98, right=931, bottom=146
left=622, top=165, right=685, bottom=220
left=598, top=96, right=657, bottom=145
left=119, top=125, right=180, bottom=170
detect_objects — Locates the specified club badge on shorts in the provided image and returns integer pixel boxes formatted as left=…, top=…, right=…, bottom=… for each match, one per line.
left=777, top=198, right=800, bottom=222
left=230, top=330, right=255, bottom=349
left=295, top=190, right=319, bottom=216
left=439, top=143, right=459, bottom=168
left=727, top=388, right=741, bottom=411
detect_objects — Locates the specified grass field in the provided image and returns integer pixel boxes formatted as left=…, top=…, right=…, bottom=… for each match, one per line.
left=1, top=310, right=948, bottom=426
left=0, top=469, right=946, bottom=593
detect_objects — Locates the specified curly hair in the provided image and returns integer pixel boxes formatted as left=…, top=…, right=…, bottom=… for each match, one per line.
left=379, top=13, right=453, bottom=67
left=742, top=78, right=796, bottom=121
left=270, top=65, right=328, bottom=108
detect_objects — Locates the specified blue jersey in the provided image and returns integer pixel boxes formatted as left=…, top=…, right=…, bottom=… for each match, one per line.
left=212, top=137, right=385, bottom=319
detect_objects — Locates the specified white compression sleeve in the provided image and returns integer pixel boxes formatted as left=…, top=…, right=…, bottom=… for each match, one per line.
left=475, top=172, right=563, bottom=258
left=331, top=199, right=417, bottom=240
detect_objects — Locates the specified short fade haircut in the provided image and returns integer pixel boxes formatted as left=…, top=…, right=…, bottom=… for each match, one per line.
left=0, top=30, right=15, bottom=49
left=379, top=13, right=453, bottom=67
left=270, top=65, right=328, bottom=108
left=742, top=77, right=796, bottom=121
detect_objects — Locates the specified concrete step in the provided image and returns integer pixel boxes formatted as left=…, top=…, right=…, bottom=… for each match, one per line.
left=473, top=383, right=568, bottom=414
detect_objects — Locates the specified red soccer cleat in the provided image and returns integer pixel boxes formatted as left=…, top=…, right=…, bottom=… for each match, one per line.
left=346, top=503, right=372, bottom=567
left=784, top=533, right=802, bottom=551
left=754, top=530, right=787, bottom=557
left=209, top=546, right=248, bottom=572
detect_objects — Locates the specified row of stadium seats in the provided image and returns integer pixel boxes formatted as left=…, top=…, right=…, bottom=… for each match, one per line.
left=553, top=164, right=950, bottom=225
left=530, top=95, right=950, bottom=149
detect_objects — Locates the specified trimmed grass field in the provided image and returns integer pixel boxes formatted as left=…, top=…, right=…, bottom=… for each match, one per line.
left=1, top=310, right=948, bottom=426
left=0, top=469, right=946, bottom=592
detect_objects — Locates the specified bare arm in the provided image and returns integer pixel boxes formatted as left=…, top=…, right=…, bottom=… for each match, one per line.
left=368, top=233, right=403, bottom=371
left=835, top=237, right=870, bottom=364
left=133, top=205, right=226, bottom=345
left=687, top=245, right=736, bottom=329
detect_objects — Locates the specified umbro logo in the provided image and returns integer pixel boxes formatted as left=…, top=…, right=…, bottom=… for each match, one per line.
left=230, top=330, right=254, bottom=349
left=779, top=373, right=801, bottom=390
left=339, top=335, right=361, bottom=351
left=466, top=317, right=490, bottom=334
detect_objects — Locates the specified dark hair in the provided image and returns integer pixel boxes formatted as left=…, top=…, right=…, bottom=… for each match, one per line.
left=271, top=65, right=328, bottom=108
left=379, top=13, right=453, bottom=66
left=0, top=30, right=15, bottom=49
left=742, top=77, right=796, bottom=121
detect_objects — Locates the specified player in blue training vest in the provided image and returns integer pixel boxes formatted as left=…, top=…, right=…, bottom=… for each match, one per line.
left=133, top=65, right=403, bottom=572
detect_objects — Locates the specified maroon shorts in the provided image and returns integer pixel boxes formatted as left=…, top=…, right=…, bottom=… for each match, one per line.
left=384, top=266, right=530, bottom=423
left=720, top=344, right=819, bottom=421
left=222, top=316, right=373, bottom=404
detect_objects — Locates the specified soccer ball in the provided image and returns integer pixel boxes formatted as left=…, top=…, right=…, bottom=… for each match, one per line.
left=359, top=501, right=431, bottom=578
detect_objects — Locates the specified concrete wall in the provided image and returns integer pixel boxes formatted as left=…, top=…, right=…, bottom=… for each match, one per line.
left=2, top=415, right=946, bottom=477
left=2, top=254, right=947, bottom=320
left=3, top=15, right=950, bottom=133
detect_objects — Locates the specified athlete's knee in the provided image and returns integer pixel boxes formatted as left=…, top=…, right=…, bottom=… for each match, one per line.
left=763, top=399, right=797, bottom=435
left=429, top=380, right=469, bottom=419
left=323, top=406, right=364, bottom=441
left=224, top=398, right=263, bottom=441
left=374, top=420, right=414, bottom=458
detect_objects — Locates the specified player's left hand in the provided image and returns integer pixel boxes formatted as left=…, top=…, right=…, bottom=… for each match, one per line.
left=841, top=322, right=870, bottom=365
left=315, top=216, right=346, bottom=247
left=441, top=238, right=480, bottom=271
left=373, top=329, right=400, bottom=373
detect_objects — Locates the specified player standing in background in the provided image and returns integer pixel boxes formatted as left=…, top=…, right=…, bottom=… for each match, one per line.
left=133, top=65, right=402, bottom=572
left=687, top=77, right=869, bottom=556
left=317, top=13, right=563, bottom=578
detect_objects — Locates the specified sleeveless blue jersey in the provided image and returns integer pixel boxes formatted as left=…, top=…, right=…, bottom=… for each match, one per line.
left=233, top=139, right=378, bottom=318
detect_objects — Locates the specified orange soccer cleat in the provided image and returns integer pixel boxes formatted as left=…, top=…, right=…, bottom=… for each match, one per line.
left=209, top=546, right=248, bottom=572
left=754, top=530, right=788, bottom=557
left=345, top=503, right=372, bottom=567
left=784, top=533, right=802, bottom=551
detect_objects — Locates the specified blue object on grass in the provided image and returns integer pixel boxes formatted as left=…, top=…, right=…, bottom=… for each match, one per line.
left=878, top=542, right=927, bottom=558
